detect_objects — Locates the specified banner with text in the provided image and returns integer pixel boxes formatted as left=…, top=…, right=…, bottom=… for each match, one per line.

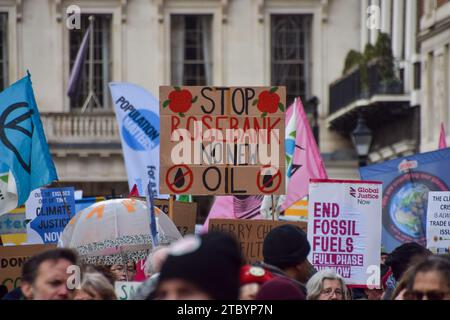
left=25, top=187, right=75, bottom=244
left=307, top=179, right=382, bottom=287
left=209, top=219, right=306, bottom=263
left=426, top=191, right=450, bottom=254
left=0, top=244, right=56, bottom=291
left=110, top=82, right=165, bottom=198
left=160, top=86, right=285, bottom=195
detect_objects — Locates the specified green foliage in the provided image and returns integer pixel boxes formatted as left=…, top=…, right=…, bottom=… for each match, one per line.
left=342, top=32, right=397, bottom=92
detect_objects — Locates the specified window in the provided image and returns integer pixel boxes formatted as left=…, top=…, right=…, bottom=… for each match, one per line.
left=171, top=15, right=213, bottom=86
left=271, top=15, right=312, bottom=107
left=0, top=13, right=8, bottom=91
left=69, top=14, right=112, bottom=110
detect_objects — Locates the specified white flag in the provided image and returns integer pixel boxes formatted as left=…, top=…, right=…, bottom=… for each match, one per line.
left=109, top=82, right=166, bottom=198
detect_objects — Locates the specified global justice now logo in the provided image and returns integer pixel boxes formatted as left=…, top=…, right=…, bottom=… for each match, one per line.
left=350, top=186, right=379, bottom=205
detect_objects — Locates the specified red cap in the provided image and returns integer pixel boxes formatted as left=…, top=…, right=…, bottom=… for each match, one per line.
left=240, top=265, right=274, bottom=285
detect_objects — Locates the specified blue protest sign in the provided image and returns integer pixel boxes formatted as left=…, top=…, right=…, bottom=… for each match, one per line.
left=27, top=187, right=75, bottom=243
left=360, top=148, right=450, bottom=253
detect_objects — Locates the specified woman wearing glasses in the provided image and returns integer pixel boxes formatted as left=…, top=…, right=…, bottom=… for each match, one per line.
left=305, top=269, right=352, bottom=300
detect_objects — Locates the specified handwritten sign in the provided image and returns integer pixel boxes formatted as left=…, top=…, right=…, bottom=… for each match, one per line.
left=426, top=191, right=450, bottom=254
left=209, top=219, right=307, bottom=263
left=0, top=244, right=56, bottom=292
left=114, top=281, right=142, bottom=300
left=307, top=179, right=382, bottom=287
left=154, top=199, right=197, bottom=236
left=159, top=86, right=285, bottom=195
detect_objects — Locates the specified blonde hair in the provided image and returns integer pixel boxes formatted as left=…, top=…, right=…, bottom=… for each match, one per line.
left=80, top=271, right=117, bottom=300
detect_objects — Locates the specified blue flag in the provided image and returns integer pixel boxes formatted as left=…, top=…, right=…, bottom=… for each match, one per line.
left=0, top=73, right=58, bottom=215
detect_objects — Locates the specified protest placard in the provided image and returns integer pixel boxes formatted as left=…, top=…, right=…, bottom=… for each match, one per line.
left=25, top=187, right=75, bottom=244
left=159, top=86, right=285, bottom=195
left=114, top=281, right=143, bottom=300
left=307, top=179, right=382, bottom=287
left=0, top=207, right=26, bottom=235
left=426, top=191, right=450, bottom=254
left=154, top=199, right=197, bottom=236
left=0, top=244, right=56, bottom=291
left=209, top=219, right=307, bottom=263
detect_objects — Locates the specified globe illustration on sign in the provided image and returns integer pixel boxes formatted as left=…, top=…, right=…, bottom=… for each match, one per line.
left=388, top=182, right=429, bottom=238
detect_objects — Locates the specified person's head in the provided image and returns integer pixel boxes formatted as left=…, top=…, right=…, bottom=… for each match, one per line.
left=144, top=246, right=170, bottom=277
left=385, top=242, right=432, bottom=281
left=155, top=232, right=243, bottom=300
left=109, top=261, right=136, bottom=281
left=364, top=264, right=389, bottom=300
left=21, top=248, right=78, bottom=300
left=74, top=267, right=117, bottom=300
left=263, top=224, right=311, bottom=283
left=403, top=255, right=450, bottom=300
left=239, top=265, right=274, bottom=300
left=256, top=277, right=306, bottom=300
left=306, top=269, right=351, bottom=300
left=380, top=252, right=388, bottom=265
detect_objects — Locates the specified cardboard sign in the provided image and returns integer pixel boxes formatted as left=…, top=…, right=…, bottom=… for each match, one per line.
left=209, top=219, right=307, bottom=263
left=114, top=281, right=142, bottom=300
left=307, top=179, right=382, bottom=287
left=25, top=187, right=76, bottom=244
left=154, top=199, right=197, bottom=236
left=426, top=191, right=450, bottom=254
left=0, top=244, right=56, bottom=291
left=159, top=86, right=286, bottom=195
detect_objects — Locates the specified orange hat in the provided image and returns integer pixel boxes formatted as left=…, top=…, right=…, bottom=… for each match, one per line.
left=240, top=265, right=274, bottom=285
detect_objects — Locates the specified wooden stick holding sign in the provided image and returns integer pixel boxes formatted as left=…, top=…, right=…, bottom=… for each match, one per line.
left=271, top=195, right=275, bottom=221
left=168, top=194, right=175, bottom=221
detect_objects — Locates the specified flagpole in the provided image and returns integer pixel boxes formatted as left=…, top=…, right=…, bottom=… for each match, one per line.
left=81, top=15, right=102, bottom=113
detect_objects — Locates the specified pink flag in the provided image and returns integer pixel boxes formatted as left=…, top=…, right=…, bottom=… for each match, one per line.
left=280, top=98, right=327, bottom=211
left=439, top=122, right=447, bottom=149
left=200, top=196, right=263, bottom=233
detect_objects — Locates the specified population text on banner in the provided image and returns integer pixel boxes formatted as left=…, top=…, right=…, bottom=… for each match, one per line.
left=307, top=179, right=382, bottom=287
left=159, top=86, right=285, bottom=195
left=109, top=82, right=164, bottom=198
left=426, top=191, right=450, bottom=254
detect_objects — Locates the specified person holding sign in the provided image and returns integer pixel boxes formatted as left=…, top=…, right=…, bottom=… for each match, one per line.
left=258, top=224, right=315, bottom=295
left=154, top=232, right=242, bottom=300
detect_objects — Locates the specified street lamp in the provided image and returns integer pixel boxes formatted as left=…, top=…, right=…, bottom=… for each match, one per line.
left=351, top=113, right=373, bottom=167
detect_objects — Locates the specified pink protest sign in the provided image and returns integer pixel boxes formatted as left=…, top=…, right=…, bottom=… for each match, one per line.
left=307, top=179, right=382, bottom=288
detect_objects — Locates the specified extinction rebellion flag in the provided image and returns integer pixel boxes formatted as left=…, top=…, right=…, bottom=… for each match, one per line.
left=0, top=73, right=58, bottom=216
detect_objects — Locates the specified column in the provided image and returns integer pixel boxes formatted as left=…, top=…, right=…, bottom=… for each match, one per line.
left=381, top=0, right=392, bottom=35
left=361, top=0, right=369, bottom=51
left=370, top=0, right=380, bottom=45
left=404, top=0, right=417, bottom=93
left=392, top=0, right=404, bottom=60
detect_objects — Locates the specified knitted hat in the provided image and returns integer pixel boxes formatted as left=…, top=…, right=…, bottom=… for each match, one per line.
left=158, top=232, right=243, bottom=300
left=263, top=224, right=311, bottom=269
left=256, top=277, right=306, bottom=300
left=240, top=265, right=274, bottom=285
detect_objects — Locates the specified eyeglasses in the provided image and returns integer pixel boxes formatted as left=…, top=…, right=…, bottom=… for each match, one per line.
left=320, top=288, right=343, bottom=297
left=404, top=290, right=450, bottom=300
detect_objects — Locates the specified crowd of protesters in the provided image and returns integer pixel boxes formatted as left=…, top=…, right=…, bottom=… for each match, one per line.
left=1, top=224, right=449, bottom=300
